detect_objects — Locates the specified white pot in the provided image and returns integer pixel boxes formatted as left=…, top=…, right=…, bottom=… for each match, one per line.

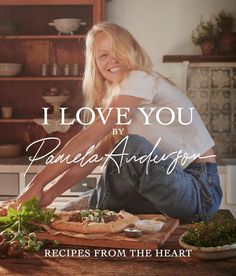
left=49, top=18, right=86, bottom=35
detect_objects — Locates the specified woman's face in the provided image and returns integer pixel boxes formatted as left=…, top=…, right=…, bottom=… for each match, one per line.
left=94, top=32, right=129, bottom=83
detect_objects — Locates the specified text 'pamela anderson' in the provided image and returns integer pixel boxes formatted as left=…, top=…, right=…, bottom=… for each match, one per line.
left=25, top=135, right=215, bottom=176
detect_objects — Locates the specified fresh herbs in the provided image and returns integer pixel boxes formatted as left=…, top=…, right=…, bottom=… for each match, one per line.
left=182, top=213, right=236, bottom=247
left=0, top=197, right=59, bottom=257
left=0, top=197, right=57, bottom=233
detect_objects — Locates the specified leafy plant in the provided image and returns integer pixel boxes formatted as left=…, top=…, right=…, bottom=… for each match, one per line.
left=191, top=17, right=219, bottom=45
left=191, top=9, right=235, bottom=46
left=0, top=197, right=57, bottom=233
left=0, top=197, right=59, bottom=257
left=215, top=10, right=234, bottom=32
left=182, top=213, right=236, bottom=247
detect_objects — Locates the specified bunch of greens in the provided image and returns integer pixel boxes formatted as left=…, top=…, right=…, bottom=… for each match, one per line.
left=182, top=213, right=236, bottom=247
left=0, top=197, right=57, bottom=233
left=0, top=197, right=59, bottom=257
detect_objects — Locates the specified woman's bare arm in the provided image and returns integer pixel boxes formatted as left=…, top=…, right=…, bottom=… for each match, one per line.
left=40, top=135, right=112, bottom=207
left=17, top=95, right=143, bottom=206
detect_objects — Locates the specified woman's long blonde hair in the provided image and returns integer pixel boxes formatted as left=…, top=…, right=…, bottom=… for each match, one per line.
left=83, top=22, right=153, bottom=111
left=82, top=22, right=153, bottom=146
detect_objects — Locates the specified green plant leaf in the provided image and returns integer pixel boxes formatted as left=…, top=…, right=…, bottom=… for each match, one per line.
left=0, top=197, right=57, bottom=233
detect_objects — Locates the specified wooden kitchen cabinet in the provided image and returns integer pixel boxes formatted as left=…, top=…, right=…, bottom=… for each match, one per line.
left=0, top=0, right=104, bottom=155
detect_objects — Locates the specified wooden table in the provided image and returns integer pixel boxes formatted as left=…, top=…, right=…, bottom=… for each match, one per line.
left=0, top=225, right=235, bottom=276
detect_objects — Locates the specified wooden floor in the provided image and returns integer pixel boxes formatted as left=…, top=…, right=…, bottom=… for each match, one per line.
left=0, top=225, right=235, bottom=276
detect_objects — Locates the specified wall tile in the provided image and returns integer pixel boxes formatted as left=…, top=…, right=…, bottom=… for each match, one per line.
left=187, top=65, right=236, bottom=158
left=233, top=90, right=236, bottom=110
left=186, top=90, right=197, bottom=100
left=209, top=112, right=231, bottom=133
left=233, top=112, right=236, bottom=134
left=231, top=136, right=236, bottom=156
left=200, top=112, right=210, bottom=128
left=197, top=90, right=209, bottom=111
left=210, top=90, right=231, bottom=112
left=187, top=67, right=209, bottom=89
left=212, top=134, right=232, bottom=157
left=233, top=68, right=236, bottom=88
left=210, top=68, right=231, bottom=89
left=187, top=90, right=209, bottom=112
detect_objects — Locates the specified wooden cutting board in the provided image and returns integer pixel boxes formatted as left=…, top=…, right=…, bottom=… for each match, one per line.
left=36, top=214, right=179, bottom=250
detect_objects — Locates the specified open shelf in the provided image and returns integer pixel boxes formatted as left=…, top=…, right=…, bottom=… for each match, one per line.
left=0, top=77, right=83, bottom=81
left=0, top=118, right=35, bottom=123
left=162, top=55, right=236, bottom=63
left=0, top=0, right=104, bottom=156
left=0, top=35, right=86, bottom=40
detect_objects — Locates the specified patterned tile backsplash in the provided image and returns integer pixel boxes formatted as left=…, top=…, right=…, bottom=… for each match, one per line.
left=187, top=64, right=236, bottom=158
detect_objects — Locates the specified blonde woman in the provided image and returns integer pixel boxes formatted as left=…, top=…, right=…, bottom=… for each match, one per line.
left=17, top=22, right=222, bottom=222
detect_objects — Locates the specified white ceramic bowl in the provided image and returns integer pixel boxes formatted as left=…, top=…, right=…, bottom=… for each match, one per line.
left=179, top=233, right=236, bottom=260
left=43, top=95, right=69, bottom=104
left=134, top=220, right=164, bottom=233
left=49, top=18, right=86, bottom=34
left=0, top=144, right=21, bottom=158
left=0, top=63, right=22, bottom=77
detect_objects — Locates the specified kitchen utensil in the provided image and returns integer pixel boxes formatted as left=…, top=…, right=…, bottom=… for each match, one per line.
left=48, top=18, right=86, bottom=35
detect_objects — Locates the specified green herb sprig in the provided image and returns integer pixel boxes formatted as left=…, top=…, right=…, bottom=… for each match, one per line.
left=0, top=197, right=57, bottom=233
left=0, top=197, right=59, bottom=257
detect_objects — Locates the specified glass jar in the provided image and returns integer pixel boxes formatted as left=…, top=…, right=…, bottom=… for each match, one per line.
left=51, top=63, right=59, bottom=76
left=63, top=64, right=70, bottom=76
left=41, top=64, right=49, bottom=76
left=72, top=63, right=79, bottom=76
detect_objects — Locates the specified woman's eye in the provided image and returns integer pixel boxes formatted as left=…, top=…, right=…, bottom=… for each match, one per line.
left=99, top=54, right=108, bottom=58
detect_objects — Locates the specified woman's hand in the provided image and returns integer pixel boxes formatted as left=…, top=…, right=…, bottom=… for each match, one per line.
left=16, top=183, right=44, bottom=209
left=0, top=200, right=17, bottom=216
left=40, top=190, right=54, bottom=207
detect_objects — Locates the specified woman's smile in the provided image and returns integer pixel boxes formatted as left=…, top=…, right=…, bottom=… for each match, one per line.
left=94, top=32, right=128, bottom=83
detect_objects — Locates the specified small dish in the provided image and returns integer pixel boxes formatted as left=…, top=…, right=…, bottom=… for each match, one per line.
left=179, top=233, right=236, bottom=260
left=134, top=220, right=164, bottom=233
left=48, top=18, right=86, bottom=35
left=124, top=228, right=143, bottom=238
